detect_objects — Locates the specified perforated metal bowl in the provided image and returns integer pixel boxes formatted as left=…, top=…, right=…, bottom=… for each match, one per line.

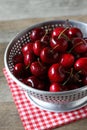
left=4, top=20, right=87, bottom=112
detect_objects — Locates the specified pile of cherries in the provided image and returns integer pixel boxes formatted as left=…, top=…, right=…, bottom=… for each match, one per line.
left=13, top=21, right=87, bottom=92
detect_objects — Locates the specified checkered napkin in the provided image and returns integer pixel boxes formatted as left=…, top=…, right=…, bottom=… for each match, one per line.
left=3, top=68, right=87, bottom=130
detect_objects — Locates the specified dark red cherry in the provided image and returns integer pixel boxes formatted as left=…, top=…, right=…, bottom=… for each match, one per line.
left=33, top=40, right=46, bottom=56
left=40, top=47, right=59, bottom=64
left=13, top=63, right=25, bottom=78
left=26, top=76, right=45, bottom=90
left=50, top=37, right=68, bottom=52
left=26, top=76, right=39, bottom=88
left=30, top=28, right=45, bottom=42
left=22, top=42, right=33, bottom=55
left=74, top=57, right=87, bottom=76
left=60, top=53, right=75, bottom=68
left=68, top=27, right=83, bottom=39
left=41, top=33, right=50, bottom=46
left=24, top=51, right=35, bottom=66
left=67, top=84, right=79, bottom=90
left=48, top=63, right=65, bottom=83
left=30, top=61, right=47, bottom=77
left=82, top=76, right=87, bottom=85
left=49, top=83, right=61, bottom=92
left=13, top=54, right=24, bottom=65
left=52, top=27, right=68, bottom=38
left=72, top=38, right=87, bottom=54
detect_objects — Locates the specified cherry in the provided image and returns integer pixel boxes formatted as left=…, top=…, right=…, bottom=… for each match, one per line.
left=41, top=33, right=50, bottom=46
left=26, top=76, right=39, bottom=88
left=13, top=54, right=24, bottom=65
left=50, top=37, right=68, bottom=52
left=68, top=27, right=83, bottom=39
left=22, top=42, right=33, bottom=55
left=82, top=76, right=87, bottom=85
left=72, top=38, right=87, bottom=54
left=74, top=57, right=87, bottom=76
left=52, top=27, right=68, bottom=38
left=26, top=76, right=45, bottom=90
left=30, top=28, right=45, bottom=42
left=33, top=40, right=46, bottom=56
left=60, top=53, right=75, bottom=68
left=67, top=84, right=80, bottom=90
left=13, top=63, right=25, bottom=78
left=30, top=61, right=47, bottom=78
left=40, top=47, right=59, bottom=64
left=24, top=51, right=36, bottom=66
left=49, top=83, right=61, bottom=92
left=48, top=63, right=65, bottom=83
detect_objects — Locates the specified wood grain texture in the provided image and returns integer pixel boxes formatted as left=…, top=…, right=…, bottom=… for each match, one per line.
left=0, top=16, right=87, bottom=130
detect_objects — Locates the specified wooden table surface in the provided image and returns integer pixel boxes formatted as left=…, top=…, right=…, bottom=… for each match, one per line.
left=0, top=15, right=87, bottom=130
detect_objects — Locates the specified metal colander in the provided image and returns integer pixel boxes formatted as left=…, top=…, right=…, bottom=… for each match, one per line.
left=4, top=20, right=87, bottom=112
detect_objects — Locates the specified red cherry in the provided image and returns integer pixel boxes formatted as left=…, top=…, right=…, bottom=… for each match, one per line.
left=72, top=38, right=87, bottom=54
left=30, top=61, right=47, bottom=78
left=40, top=47, right=59, bottom=64
left=74, top=57, right=87, bottom=76
left=60, top=53, right=75, bottom=68
left=24, top=51, right=36, bottom=66
left=68, top=27, right=83, bottom=39
left=22, top=42, right=33, bottom=55
left=30, top=28, right=45, bottom=42
left=33, top=40, right=46, bottom=56
left=48, top=63, right=65, bottom=83
left=49, top=83, right=61, bottom=92
left=13, top=54, right=24, bottom=64
left=41, top=33, right=50, bottom=46
left=26, top=76, right=39, bottom=88
left=26, top=76, right=45, bottom=90
left=52, top=27, right=68, bottom=38
left=13, top=63, right=25, bottom=78
left=50, top=37, right=68, bottom=52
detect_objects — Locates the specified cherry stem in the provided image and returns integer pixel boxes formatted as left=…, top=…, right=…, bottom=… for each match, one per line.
left=62, top=68, right=73, bottom=86
left=58, top=27, right=69, bottom=39
left=65, top=19, right=71, bottom=28
left=26, top=64, right=30, bottom=69
left=68, top=41, right=84, bottom=53
left=37, top=58, right=45, bottom=68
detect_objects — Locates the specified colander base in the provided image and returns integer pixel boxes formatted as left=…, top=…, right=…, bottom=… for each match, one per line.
left=25, top=92, right=87, bottom=112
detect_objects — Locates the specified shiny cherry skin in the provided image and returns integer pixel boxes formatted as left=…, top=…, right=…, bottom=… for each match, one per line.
left=50, top=37, right=68, bottom=52
left=68, top=27, right=83, bottom=39
left=30, top=28, right=45, bottom=42
left=40, top=47, right=59, bottom=64
left=49, top=83, right=61, bottom=92
left=13, top=63, right=25, bottom=78
left=13, top=54, right=24, bottom=65
left=33, top=40, right=46, bottom=56
left=30, top=61, right=47, bottom=77
left=60, top=53, right=75, bottom=68
left=26, top=76, right=45, bottom=90
left=72, top=37, right=87, bottom=54
left=74, top=57, right=87, bottom=76
left=22, top=42, right=33, bottom=55
left=48, top=63, right=65, bottom=83
left=24, top=51, right=35, bottom=66
left=52, top=27, right=68, bottom=38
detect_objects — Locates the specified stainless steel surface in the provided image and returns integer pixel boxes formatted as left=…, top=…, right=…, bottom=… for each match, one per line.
left=4, top=20, right=87, bottom=112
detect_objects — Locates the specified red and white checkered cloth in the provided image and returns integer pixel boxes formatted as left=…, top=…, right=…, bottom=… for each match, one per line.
left=3, top=68, right=87, bottom=130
